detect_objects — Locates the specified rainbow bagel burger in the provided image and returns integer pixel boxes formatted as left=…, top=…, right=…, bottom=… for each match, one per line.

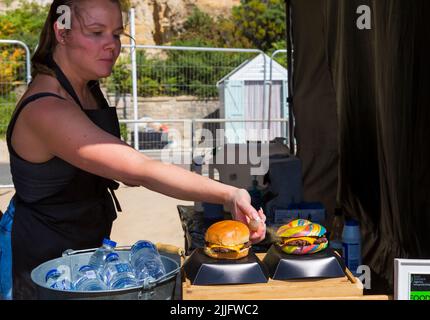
left=276, top=219, right=328, bottom=255
left=204, top=220, right=252, bottom=260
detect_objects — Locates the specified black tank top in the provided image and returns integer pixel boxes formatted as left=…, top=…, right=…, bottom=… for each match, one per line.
left=6, top=55, right=123, bottom=299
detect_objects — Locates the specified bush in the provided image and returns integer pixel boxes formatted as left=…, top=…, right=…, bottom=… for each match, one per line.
left=0, top=93, right=16, bottom=138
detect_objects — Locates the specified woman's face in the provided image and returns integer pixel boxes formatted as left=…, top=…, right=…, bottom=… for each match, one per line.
left=63, top=0, right=123, bottom=79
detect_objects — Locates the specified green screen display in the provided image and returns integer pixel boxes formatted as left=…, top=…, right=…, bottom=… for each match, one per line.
left=410, top=274, right=430, bottom=300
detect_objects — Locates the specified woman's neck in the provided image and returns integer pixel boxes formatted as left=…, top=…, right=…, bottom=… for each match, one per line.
left=52, top=51, right=90, bottom=102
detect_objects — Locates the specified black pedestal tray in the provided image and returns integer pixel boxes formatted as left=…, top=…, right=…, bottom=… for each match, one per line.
left=262, top=245, right=346, bottom=280
left=183, top=248, right=269, bottom=285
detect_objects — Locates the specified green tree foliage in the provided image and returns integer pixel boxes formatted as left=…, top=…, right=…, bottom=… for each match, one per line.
left=0, top=1, right=287, bottom=103
left=0, top=1, right=48, bottom=50
left=229, top=0, right=286, bottom=51
left=105, top=57, right=132, bottom=95
left=174, top=2, right=286, bottom=52
left=267, top=40, right=287, bottom=68
left=179, top=8, right=215, bottom=44
left=0, top=2, right=48, bottom=136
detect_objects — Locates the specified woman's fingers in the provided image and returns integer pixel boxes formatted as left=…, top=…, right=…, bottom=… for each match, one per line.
left=234, top=211, right=249, bottom=225
left=239, top=200, right=260, bottom=221
left=258, top=207, right=266, bottom=223
left=249, top=216, right=266, bottom=243
left=227, top=189, right=266, bottom=243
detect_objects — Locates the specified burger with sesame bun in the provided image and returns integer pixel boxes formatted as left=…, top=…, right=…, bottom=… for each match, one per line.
left=204, top=220, right=252, bottom=260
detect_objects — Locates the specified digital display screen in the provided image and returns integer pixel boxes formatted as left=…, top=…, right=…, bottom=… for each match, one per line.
left=410, top=274, right=430, bottom=300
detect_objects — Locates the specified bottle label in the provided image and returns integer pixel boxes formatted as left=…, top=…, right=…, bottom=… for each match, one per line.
left=51, top=279, right=72, bottom=290
left=84, top=270, right=97, bottom=279
left=115, top=263, right=132, bottom=273
left=343, top=243, right=361, bottom=274
left=106, top=263, right=132, bottom=282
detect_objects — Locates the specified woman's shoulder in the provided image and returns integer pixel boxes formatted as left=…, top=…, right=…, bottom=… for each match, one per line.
left=18, top=74, right=65, bottom=105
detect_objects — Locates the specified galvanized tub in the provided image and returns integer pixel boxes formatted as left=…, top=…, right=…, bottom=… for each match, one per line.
left=31, top=247, right=181, bottom=300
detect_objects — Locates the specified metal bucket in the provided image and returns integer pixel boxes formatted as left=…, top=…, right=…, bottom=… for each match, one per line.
left=30, top=247, right=181, bottom=300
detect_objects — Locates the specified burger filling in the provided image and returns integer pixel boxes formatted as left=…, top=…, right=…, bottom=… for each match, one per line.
left=206, top=241, right=252, bottom=253
left=279, top=236, right=327, bottom=247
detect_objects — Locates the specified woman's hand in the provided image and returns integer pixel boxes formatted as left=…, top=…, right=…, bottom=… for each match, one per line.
left=225, top=188, right=266, bottom=243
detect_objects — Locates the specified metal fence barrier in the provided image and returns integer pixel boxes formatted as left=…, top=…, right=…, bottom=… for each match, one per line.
left=0, top=40, right=31, bottom=137
left=0, top=8, right=290, bottom=189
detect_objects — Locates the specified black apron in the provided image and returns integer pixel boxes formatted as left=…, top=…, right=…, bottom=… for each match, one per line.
left=7, top=56, right=122, bottom=300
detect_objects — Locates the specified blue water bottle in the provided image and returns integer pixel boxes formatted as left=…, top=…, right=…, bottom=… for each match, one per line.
left=342, top=219, right=362, bottom=276
left=88, top=238, right=117, bottom=274
left=73, top=265, right=107, bottom=291
left=45, top=268, right=73, bottom=290
left=101, top=253, right=138, bottom=289
left=130, top=240, right=166, bottom=285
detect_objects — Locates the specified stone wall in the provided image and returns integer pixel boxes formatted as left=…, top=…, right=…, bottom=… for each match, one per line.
left=108, top=94, right=219, bottom=120
left=106, top=94, right=220, bottom=144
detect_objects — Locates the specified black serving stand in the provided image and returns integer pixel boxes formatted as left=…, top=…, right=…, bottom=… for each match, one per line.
left=183, top=248, right=269, bottom=285
left=262, top=245, right=346, bottom=280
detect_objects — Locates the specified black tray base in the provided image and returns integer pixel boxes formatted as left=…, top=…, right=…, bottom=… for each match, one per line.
left=183, top=248, right=269, bottom=285
left=262, top=245, right=346, bottom=280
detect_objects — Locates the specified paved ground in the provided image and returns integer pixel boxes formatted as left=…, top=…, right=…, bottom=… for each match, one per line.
left=0, top=140, right=192, bottom=249
left=0, top=184, right=192, bottom=249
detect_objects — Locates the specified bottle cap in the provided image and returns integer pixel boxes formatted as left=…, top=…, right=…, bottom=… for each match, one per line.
left=106, top=252, right=119, bottom=262
left=78, top=265, right=94, bottom=272
left=45, top=269, right=60, bottom=282
left=103, top=238, right=117, bottom=248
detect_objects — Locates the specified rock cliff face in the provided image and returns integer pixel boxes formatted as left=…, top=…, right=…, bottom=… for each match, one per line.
left=131, top=0, right=239, bottom=45
left=0, top=0, right=239, bottom=45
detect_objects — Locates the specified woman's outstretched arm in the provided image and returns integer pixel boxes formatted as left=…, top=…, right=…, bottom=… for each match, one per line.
left=22, top=97, right=266, bottom=242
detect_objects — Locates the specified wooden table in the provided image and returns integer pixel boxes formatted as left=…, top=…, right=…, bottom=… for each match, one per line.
left=182, top=253, right=391, bottom=300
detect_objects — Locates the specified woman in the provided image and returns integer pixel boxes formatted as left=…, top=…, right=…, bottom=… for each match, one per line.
left=6, top=0, right=266, bottom=299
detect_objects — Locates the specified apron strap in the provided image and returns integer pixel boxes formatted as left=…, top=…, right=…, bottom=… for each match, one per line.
left=45, top=54, right=123, bottom=214
left=108, top=188, right=122, bottom=212
left=45, top=54, right=85, bottom=110
left=105, top=180, right=122, bottom=212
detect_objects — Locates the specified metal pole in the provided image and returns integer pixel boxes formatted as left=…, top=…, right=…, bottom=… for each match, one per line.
left=191, top=119, right=195, bottom=165
left=124, top=44, right=263, bottom=54
left=0, top=39, right=32, bottom=84
left=269, top=49, right=287, bottom=142
left=262, top=53, right=268, bottom=142
left=193, top=118, right=288, bottom=123
left=129, top=8, right=139, bottom=150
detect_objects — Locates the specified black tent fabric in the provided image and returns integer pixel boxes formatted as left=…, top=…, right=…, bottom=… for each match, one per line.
left=288, top=0, right=339, bottom=229
left=289, top=0, right=430, bottom=292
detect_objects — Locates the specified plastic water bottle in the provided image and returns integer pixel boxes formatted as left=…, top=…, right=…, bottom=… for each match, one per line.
left=101, top=252, right=138, bottom=289
left=88, top=238, right=117, bottom=273
left=342, top=219, right=362, bottom=276
left=45, top=268, right=73, bottom=291
left=73, top=265, right=107, bottom=291
left=130, top=240, right=166, bottom=284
